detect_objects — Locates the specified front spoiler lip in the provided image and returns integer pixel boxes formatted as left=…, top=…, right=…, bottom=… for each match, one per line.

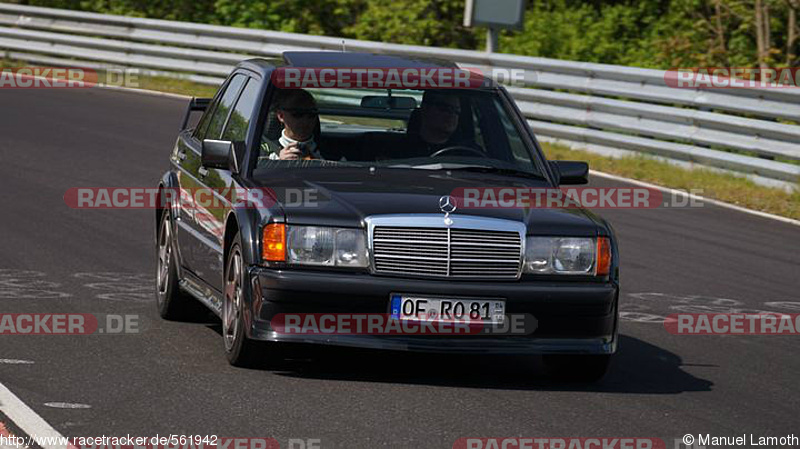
left=250, top=330, right=616, bottom=355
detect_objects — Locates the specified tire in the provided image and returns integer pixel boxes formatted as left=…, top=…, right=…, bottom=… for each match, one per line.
left=222, top=235, right=262, bottom=367
left=155, top=211, right=203, bottom=320
left=542, top=354, right=611, bottom=382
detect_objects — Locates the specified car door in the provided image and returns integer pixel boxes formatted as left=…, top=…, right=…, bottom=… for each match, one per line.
left=194, top=75, right=262, bottom=292
left=177, top=73, right=246, bottom=278
left=172, top=99, right=219, bottom=276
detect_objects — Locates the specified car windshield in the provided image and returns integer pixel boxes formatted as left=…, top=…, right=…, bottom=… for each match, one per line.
left=256, top=87, right=543, bottom=177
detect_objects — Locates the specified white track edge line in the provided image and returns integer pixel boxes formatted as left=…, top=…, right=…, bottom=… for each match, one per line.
left=0, top=382, right=70, bottom=449
left=590, top=169, right=800, bottom=227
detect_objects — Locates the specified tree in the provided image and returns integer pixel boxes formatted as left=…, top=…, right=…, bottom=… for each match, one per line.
left=755, top=0, right=769, bottom=68
left=344, top=0, right=478, bottom=49
left=499, top=0, right=670, bottom=67
left=18, top=0, right=800, bottom=70
left=212, top=0, right=365, bottom=36
left=788, top=0, right=799, bottom=64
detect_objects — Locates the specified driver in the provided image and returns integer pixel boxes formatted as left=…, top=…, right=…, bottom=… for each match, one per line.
left=419, top=91, right=461, bottom=145
left=405, top=90, right=480, bottom=158
left=263, top=89, right=322, bottom=160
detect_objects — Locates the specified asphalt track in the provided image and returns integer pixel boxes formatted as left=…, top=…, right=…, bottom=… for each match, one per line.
left=1, top=87, right=799, bottom=449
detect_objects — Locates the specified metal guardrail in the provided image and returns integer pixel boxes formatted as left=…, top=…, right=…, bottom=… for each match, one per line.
left=1, top=3, right=798, bottom=184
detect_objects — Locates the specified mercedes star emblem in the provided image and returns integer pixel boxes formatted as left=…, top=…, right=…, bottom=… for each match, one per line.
left=439, top=195, right=457, bottom=225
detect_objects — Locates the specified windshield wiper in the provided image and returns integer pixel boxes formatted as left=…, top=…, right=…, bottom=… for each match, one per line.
left=435, top=164, right=546, bottom=180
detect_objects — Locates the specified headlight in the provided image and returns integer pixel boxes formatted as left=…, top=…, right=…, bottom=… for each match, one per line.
left=287, top=226, right=334, bottom=265
left=333, top=228, right=368, bottom=267
left=285, top=226, right=368, bottom=267
left=524, top=237, right=610, bottom=275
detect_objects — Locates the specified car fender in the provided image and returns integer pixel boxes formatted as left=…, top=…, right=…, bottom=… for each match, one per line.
left=224, top=204, right=265, bottom=339
left=224, top=206, right=262, bottom=268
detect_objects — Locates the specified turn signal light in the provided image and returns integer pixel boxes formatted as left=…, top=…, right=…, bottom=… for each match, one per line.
left=595, top=237, right=612, bottom=276
left=262, top=223, right=286, bottom=262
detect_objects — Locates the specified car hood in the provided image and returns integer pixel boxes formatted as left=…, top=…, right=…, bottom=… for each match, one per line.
left=254, top=168, right=602, bottom=236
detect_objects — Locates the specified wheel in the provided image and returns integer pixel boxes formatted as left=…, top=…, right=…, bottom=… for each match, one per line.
left=542, top=354, right=611, bottom=382
left=156, top=211, right=203, bottom=320
left=223, top=235, right=262, bottom=367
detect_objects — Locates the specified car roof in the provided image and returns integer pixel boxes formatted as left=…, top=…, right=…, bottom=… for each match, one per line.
left=236, top=58, right=282, bottom=79
left=282, top=51, right=458, bottom=69
left=237, top=51, right=460, bottom=73
left=236, top=51, right=494, bottom=88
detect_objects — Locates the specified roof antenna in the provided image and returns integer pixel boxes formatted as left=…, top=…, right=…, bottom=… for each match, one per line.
left=341, top=40, right=346, bottom=52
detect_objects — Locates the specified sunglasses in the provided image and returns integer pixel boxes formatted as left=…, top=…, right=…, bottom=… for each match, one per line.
left=283, top=108, right=319, bottom=119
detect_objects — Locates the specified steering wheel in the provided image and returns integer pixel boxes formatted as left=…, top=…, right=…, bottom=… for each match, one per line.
left=430, top=145, right=486, bottom=158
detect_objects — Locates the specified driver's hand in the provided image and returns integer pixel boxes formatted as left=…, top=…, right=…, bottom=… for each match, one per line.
left=279, top=143, right=304, bottom=160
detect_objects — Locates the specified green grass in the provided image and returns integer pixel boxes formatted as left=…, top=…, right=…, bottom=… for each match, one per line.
left=131, top=74, right=219, bottom=97
left=1, top=58, right=220, bottom=97
left=0, top=57, right=24, bottom=69
left=542, top=142, right=800, bottom=220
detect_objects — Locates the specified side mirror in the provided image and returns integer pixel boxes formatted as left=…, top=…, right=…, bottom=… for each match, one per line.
left=550, top=160, right=589, bottom=185
left=202, top=139, right=240, bottom=173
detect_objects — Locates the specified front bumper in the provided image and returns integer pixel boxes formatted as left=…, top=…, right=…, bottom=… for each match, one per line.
left=248, top=268, right=619, bottom=355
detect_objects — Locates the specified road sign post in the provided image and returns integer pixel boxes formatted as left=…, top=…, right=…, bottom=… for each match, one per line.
left=463, top=0, right=525, bottom=53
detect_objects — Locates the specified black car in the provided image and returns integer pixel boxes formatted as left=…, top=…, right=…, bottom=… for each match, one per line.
left=155, top=52, right=619, bottom=381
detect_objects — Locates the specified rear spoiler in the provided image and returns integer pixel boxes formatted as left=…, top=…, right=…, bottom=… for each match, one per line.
left=181, top=97, right=212, bottom=130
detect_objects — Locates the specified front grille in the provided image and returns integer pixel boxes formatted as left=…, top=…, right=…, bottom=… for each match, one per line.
left=372, top=226, right=522, bottom=279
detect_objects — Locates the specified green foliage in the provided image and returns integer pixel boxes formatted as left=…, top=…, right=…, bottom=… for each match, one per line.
left=499, top=0, right=668, bottom=66
left=499, top=0, right=799, bottom=68
left=26, top=0, right=218, bottom=22
left=344, top=0, right=479, bottom=48
left=19, top=0, right=800, bottom=69
left=211, top=0, right=365, bottom=35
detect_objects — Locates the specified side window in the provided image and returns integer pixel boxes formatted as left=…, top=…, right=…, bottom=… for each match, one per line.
left=203, top=75, right=246, bottom=141
left=221, top=78, right=260, bottom=143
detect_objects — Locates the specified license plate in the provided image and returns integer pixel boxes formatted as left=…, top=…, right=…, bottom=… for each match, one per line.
left=390, top=294, right=505, bottom=324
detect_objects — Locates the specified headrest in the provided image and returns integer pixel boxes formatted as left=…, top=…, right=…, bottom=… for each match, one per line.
left=406, top=109, right=422, bottom=136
